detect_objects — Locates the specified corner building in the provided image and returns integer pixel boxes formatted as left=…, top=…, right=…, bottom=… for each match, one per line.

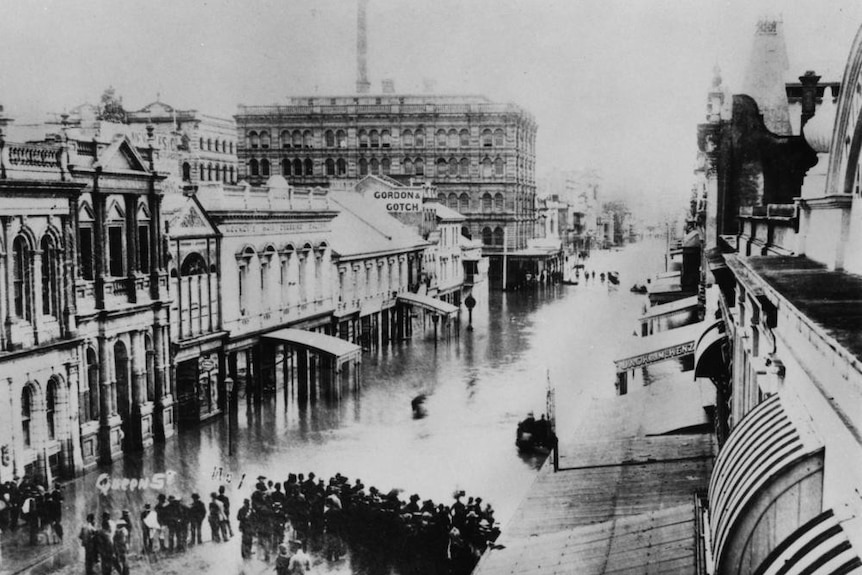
left=235, top=94, right=537, bottom=288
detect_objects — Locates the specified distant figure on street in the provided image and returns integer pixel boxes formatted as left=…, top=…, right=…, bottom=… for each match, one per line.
left=217, top=485, right=233, bottom=539
left=78, top=513, right=98, bottom=575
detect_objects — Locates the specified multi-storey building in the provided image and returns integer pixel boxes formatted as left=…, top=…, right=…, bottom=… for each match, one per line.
left=234, top=94, right=538, bottom=288
left=691, top=19, right=862, bottom=574
left=0, top=111, right=173, bottom=482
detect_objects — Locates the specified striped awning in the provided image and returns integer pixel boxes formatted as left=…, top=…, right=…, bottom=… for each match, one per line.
left=754, top=510, right=862, bottom=575
left=693, top=320, right=728, bottom=378
left=709, top=393, right=823, bottom=572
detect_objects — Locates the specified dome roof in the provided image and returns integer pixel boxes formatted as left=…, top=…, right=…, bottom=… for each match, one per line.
left=266, top=175, right=289, bottom=190
left=803, top=90, right=837, bottom=153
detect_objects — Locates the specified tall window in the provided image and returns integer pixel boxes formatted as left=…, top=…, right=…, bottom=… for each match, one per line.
left=292, top=131, right=302, bottom=148
left=370, top=130, right=380, bottom=148
left=325, top=130, right=335, bottom=148
left=370, top=158, right=379, bottom=175
left=13, top=236, right=31, bottom=320
left=448, top=130, right=458, bottom=148
left=359, top=158, right=368, bottom=176
left=144, top=335, right=155, bottom=402
left=495, top=157, right=505, bottom=176
left=381, top=130, right=391, bottom=148
left=249, top=159, right=259, bottom=177
left=414, top=130, right=425, bottom=147
left=482, top=193, right=492, bottom=212
left=460, top=129, right=470, bottom=147
left=448, top=193, right=458, bottom=210
left=86, top=347, right=99, bottom=421
left=21, top=387, right=32, bottom=447
left=238, top=265, right=248, bottom=316
left=302, top=130, right=312, bottom=148
left=260, top=131, right=271, bottom=148
left=482, top=158, right=493, bottom=178
left=261, top=159, right=271, bottom=177
left=40, top=235, right=58, bottom=317
left=47, top=379, right=57, bottom=441
left=436, top=130, right=446, bottom=147
left=282, top=130, right=292, bottom=148
left=449, top=158, right=458, bottom=177
left=381, top=158, right=391, bottom=174
left=293, top=159, right=303, bottom=176
left=403, top=158, right=413, bottom=175
left=336, top=130, right=347, bottom=148
left=402, top=130, right=413, bottom=147
left=459, top=193, right=470, bottom=212
left=414, top=158, right=425, bottom=176
left=80, top=226, right=94, bottom=280
left=494, top=129, right=505, bottom=147
left=460, top=158, right=469, bottom=177
left=359, top=130, right=369, bottom=148
left=494, top=227, right=504, bottom=246
left=494, top=193, right=504, bottom=211
left=248, top=131, right=259, bottom=148
left=325, top=158, right=335, bottom=176
left=337, top=158, right=347, bottom=176
left=138, top=219, right=151, bottom=274
left=304, top=158, right=313, bottom=176
left=182, top=162, right=191, bottom=182
left=436, top=158, right=447, bottom=177
left=482, top=129, right=493, bottom=147
left=108, top=226, right=124, bottom=277
left=482, top=227, right=492, bottom=246
left=282, top=158, right=291, bottom=176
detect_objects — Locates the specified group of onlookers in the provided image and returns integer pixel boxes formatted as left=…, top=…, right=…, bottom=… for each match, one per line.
left=0, top=476, right=64, bottom=545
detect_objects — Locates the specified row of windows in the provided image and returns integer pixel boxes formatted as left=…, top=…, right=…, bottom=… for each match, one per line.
left=437, top=192, right=507, bottom=212
left=182, top=162, right=236, bottom=184
left=10, top=232, right=62, bottom=323
left=78, top=223, right=151, bottom=280
left=481, top=227, right=507, bottom=246
left=247, top=156, right=510, bottom=179
left=246, top=128, right=511, bottom=150
left=198, top=137, right=234, bottom=155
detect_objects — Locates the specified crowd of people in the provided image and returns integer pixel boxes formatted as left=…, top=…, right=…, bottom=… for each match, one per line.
left=0, top=476, right=65, bottom=545
left=239, top=472, right=500, bottom=575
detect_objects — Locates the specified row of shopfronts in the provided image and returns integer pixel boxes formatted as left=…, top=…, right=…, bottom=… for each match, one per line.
left=607, top=20, right=862, bottom=573
left=0, top=124, right=477, bottom=484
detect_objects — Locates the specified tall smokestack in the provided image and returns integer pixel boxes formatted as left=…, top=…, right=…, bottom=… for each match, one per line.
left=356, top=0, right=371, bottom=94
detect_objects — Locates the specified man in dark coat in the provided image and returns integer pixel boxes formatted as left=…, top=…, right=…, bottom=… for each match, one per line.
left=189, top=493, right=206, bottom=545
left=95, top=519, right=114, bottom=575
left=78, top=513, right=98, bottom=575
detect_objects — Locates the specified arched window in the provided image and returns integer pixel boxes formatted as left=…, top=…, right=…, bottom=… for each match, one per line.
left=436, top=129, right=447, bottom=147
left=293, top=159, right=303, bottom=176
left=459, top=193, right=470, bottom=212
left=482, top=227, right=493, bottom=246
left=261, top=159, right=271, bottom=177
left=437, top=193, right=447, bottom=204
left=414, top=158, right=425, bottom=175
left=292, top=131, right=302, bottom=148
left=494, top=129, right=505, bottom=147
left=207, top=138, right=212, bottom=151
left=494, top=193, right=504, bottom=211
left=302, top=130, right=312, bottom=148
left=461, top=226, right=471, bottom=239
left=229, top=142, right=234, bottom=155
left=199, top=164, right=205, bottom=181
left=325, top=130, right=335, bottom=148
left=304, top=158, right=313, bottom=175
left=370, top=130, right=380, bottom=148
left=436, top=158, right=448, bottom=177
left=337, top=158, right=347, bottom=176
left=449, top=157, right=458, bottom=177
left=447, top=193, right=458, bottom=210
left=13, top=236, right=31, bottom=321
left=249, top=159, right=259, bottom=177
left=482, top=129, right=493, bottom=147
left=260, top=131, right=271, bottom=148
left=358, top=158, right=368, bottom=176
left=494, top=227, right=504, bottom=246
left=86, top=347, right=99, bottom=421
left=414, top=129, right=425, bottom=147
left=402, top=129, right=413, bottom=147
left=370, top=158, right=379, bottom=175
left=281, top=130, right=291, bottom=148
left=336, top=130, right=347, bottom=148
left=402, top=158, right=413, bottom=175
left=495, top=157, right=505, bottom=176
left=460, top=157, right=469, bottom=177
left=325, top=158, right=335, bottom=176
left=180, top=253, right=208, bottom=275
left=40, top=234, right=59, bottom=318
left=229, top=166, right=235, bottom=183
left=482, top=193, right=492, bottom=212
left=113, top=341, right=128, bottom=420
left=358, top=130, right=369, bottom=148
left=448, top=129, right=458, bottom=148
left=460, top=129, right=470, bottom=147
left=21, top=387, right=32, bottom=447
left=182, top=162, right=191, bottom=182
left=282, top=158, right=291, bottom=176
left=207, top=163, right=214, bottom=180
left=199, top=137, right=205, bottom=150
left=381, top=130, right=391, bottom=148
left=381, top=158, right=391, bottom=174
left=47, top=378, right=57, bottom=441
left=482, top=158, right=493, bottom=178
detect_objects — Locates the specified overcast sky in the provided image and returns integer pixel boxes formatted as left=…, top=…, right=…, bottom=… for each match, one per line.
left=1, top=0, right=860, bottom=206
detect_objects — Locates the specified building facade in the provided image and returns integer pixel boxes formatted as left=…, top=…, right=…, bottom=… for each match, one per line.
left=234, top=94, right=537, bottom=287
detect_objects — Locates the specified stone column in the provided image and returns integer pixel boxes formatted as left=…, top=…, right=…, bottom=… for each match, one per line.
left=124, top=194, right=138, bottom=303
left=129, top=329, right=144, bottom=450
left=92, top=170, right=106, bottom=310
left=62, top=208, right=78, bottom=336
left=30, top=248, right=43, bottom=344
left=65, top=360, right=84, bottom=474
left=3, top=217, right=14, bottom=345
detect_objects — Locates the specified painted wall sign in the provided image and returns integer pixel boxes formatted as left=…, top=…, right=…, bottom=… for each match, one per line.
left=370, top=189, right=423, bottom=212
left=96, top=470, right=177, bottom=495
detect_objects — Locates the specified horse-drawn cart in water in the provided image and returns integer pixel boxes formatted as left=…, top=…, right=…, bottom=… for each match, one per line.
left=515, top=413, right=557, bottom=453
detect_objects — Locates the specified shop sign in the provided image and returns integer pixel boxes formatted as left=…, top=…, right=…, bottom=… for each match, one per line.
left=370, top=189, right=422, bottom=212
left=615, top=341, right=695, bottom=372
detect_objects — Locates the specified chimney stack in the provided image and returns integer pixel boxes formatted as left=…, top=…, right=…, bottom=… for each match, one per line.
left=799, top=70, right=821, bottom=129
left=356, top=0, right=371, bottom=94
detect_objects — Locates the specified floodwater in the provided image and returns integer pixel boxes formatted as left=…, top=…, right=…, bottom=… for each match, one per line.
left=12, top=238, right=666, bottom=574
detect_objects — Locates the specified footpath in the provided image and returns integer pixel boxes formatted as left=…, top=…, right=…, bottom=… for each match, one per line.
left=474, top=370, right=716, bottom=574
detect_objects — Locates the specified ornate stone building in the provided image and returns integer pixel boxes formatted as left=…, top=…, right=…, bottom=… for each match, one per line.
left=234, top=94, right=537, bottom=287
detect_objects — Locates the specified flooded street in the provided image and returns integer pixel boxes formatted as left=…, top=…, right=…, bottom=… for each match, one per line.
left=12, top=239, right=666, bottom=575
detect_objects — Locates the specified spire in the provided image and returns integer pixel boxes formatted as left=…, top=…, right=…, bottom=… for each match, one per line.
left=741, top=17, right=792, bottom=135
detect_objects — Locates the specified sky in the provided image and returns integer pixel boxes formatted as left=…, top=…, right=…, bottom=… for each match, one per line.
left=1, top=0, right=860, bottom=208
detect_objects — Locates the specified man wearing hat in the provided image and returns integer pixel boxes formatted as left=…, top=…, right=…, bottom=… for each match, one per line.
left=189, top=494, right=206, bottom=545
left=275, top=543, right=292, bottom=575
left=140, top=504, right=157, bottom=552
left=112, top=518, right=130, bottom=575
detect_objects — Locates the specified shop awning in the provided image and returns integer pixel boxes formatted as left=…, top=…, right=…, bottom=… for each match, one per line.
left=397, top=293, right=458, bottom=317
left=753, top=509, right=862, bottom=575
left=264, top=328, right=362, bottom=364
left=614, top=321, right=704, bottom=373
left=694, top=320, right=728, bottom=378
left=639, top=295, right=700, bottom=321
left=709, top=393, right=823, bottom=571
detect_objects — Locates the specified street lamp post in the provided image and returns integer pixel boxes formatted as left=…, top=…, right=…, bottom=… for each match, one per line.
left=225, top=377, right=234, bottom=457
left=464, top=294, right=476, bottom=331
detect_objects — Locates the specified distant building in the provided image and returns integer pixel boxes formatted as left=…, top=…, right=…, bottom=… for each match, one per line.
left=234, top=93, right=539, bottom=288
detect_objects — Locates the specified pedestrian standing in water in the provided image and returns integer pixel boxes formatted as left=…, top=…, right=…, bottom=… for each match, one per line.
left=78, top=513, right=98, bottom=575
left=275, top=543, right=292, bottom=575
left=208, top=492, right=224, bottom=542
left=95, top=518, right=114, bottom=575
left=113, top=518, right=130, bottom=575
left=189, top=493, right=206, bottom=545
left=217, top=485, right=233, bottom=539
